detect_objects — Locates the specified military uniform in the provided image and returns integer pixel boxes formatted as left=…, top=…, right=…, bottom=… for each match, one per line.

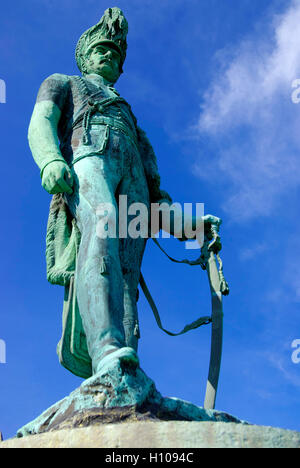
left=32, top=69, right=171, bottom=378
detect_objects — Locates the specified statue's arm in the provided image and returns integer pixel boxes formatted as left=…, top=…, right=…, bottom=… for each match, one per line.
left=136, top=126, right=221, bottom=241
left=137, top=126, right=184, bottom=237
left=28, top=100, right=65, bottom=177
left=28, top=74, right=73, bottom=194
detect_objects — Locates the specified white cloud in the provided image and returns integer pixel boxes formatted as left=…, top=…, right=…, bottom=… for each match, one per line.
left=196, top=0, right=300, bottom=222
left=265, top=351, right=300, bottom=388
left=239, top=243, right=268, bottom=261
left=264, top=234, right=300, bottom=305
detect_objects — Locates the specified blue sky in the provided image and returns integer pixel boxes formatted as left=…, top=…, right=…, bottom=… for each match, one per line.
left=1, top=0, right=300, bottom=440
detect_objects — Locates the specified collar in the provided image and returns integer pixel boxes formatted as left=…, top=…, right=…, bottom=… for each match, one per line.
left=84, top=73, right=112, bottom=87
left=84, top=73, right=120, bottom=96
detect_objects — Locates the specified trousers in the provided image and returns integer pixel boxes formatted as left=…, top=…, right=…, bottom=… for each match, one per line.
left=66, top=125, right=150, bottom=373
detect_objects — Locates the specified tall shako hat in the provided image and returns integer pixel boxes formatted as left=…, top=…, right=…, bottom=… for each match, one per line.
left=75, top=7, right=128, bottom=74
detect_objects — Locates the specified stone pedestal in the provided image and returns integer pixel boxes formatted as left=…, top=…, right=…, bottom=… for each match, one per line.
left=1, top=421, right=300, bottom=448
left=2, top=361, right=299, bottom=448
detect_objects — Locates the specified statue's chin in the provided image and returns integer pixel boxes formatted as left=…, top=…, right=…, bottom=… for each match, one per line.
left=89, top=66, right=117, bottom=83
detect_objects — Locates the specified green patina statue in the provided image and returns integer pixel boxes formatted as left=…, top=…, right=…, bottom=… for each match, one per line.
left=21, top=8, right=228, bottom=435
left=29, top=8, right=169, bottom=379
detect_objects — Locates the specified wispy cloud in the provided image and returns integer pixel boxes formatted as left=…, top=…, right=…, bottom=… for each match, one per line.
left=263, top=233, right=300, bottom=305
left=280, top=235, right=300, bottom=303
left=195, top=0, right=300, bottom=222
left=239, top=243, right=269, bottom=261
left=265, top=350, right=300, bottom=388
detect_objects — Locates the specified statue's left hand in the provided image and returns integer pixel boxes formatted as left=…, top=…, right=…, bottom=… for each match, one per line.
left=203, top=214, right=222, bottom=231
left=177, top=213, right=222, bottom=244
left=203, top=214, right=222, bottom=240
left=42, top=161, right=74, bottom=195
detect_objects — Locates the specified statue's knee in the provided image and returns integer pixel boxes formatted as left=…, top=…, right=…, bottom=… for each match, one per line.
left=96, top=203, right=117, bottom=239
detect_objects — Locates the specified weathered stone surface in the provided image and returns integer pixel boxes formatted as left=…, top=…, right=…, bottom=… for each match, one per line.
left=1, top=421, right=300, bottom=448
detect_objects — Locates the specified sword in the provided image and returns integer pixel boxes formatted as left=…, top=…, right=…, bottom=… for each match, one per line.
left=203, top=225, right=229, bottom=409
left=145, top=221, right=229, bottom=410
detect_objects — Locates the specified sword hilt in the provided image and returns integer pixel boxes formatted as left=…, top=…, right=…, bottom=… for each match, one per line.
left=208, top=224, right=222, bottom=253
left=207, top=224, right=229, bottom=296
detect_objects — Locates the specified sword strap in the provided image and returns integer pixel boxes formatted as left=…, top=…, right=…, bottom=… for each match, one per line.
left=139, top=273, right=211, bottom=337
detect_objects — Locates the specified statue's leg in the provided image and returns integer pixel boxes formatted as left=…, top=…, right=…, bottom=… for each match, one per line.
left=66, top=156, right=137, bottom=375
left=118, top=153, right=150, bottom=352
left=119, top=237, right=147, bottom=352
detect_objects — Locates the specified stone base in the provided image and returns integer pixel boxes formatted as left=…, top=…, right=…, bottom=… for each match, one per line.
left=5, top=361, right=299, bottom=448
left=14, top=362, right=245, bottom=437
left=1, top=421, right=300, bottom=448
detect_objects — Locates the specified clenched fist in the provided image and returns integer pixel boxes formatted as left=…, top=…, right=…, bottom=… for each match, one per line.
left=42, top=161, right=73, bottom=195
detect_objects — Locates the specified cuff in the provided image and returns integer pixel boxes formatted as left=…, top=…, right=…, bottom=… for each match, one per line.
left=40, top=157, right=67, bottom=179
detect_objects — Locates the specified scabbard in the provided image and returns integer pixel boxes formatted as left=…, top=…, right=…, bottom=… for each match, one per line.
left=204, top=250, right=223, bottom=410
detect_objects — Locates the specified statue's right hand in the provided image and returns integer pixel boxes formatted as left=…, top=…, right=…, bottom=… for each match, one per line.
left=42, top=161, right=74, bottom=195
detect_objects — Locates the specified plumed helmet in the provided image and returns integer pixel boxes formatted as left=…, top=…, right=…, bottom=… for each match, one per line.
left=75, top=7, right=128, bottom=74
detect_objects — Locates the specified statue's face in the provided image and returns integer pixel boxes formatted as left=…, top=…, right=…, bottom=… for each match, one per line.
left=84, top=43, right=121, bottom=83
